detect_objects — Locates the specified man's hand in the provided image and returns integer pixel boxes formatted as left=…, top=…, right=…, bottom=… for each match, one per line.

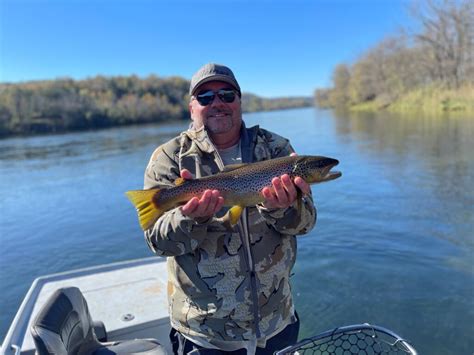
left=179, top=169, right=225, bottom=220
left=261, top=153, right=311, bottom=209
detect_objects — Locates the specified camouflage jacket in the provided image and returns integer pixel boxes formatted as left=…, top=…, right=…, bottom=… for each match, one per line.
left=143, top=123, right=317, bottom=345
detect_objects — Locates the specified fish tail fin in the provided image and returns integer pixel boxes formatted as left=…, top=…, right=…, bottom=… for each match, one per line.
left=125, top=189, right=164, bottom=230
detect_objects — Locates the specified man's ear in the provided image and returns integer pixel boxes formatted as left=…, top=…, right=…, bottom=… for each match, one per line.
left=189, top=102, right=196, bottom=121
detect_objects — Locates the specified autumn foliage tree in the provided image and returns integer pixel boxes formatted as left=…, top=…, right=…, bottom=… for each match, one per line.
left=412, top=0, right=474, bottom=88
left=315, top=0, right=473, bottom=109
left=0, top=74, right=312, bottom=137
left=0, top=76, right=190, bottom=136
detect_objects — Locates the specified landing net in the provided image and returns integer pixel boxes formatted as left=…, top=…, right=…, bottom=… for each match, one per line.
left=275, top=323, right=417, bottom=355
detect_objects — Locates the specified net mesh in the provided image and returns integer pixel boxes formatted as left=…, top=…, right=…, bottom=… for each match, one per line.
left=275, top=324, right=417, bottom=355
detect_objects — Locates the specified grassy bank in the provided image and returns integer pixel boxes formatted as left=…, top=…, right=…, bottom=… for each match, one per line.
left=351, top=84, right=474, bottom=115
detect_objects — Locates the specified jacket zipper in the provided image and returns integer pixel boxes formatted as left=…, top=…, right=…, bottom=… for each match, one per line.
left=210, top=140, right=262, bottom=339
left=238, top=209, right=261, bottom=338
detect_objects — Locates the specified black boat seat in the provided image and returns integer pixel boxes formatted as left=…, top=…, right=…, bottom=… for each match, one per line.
left=30, top=286, right=167, bottom=355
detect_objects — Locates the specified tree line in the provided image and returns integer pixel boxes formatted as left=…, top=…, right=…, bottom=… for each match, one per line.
left=0, top=75, right=312, bottom=137
left=315, top=0, right=473, bottom=112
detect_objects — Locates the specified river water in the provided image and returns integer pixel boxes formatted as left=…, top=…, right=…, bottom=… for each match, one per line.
left=0, top=107, right=473, bottom=354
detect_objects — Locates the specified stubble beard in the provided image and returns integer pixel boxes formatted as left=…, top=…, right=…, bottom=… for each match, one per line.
left=205, top=110, right=235, bottom=135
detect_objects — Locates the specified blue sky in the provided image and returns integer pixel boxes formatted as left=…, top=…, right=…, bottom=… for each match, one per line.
left=1, top=0, right=411, bottom=97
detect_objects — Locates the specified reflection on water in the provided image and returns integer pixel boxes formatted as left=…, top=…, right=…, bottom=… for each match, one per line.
left=0, top=122, right=189, bottom=168
left=0, top=108, right=473, bottom=354
left=331, top=110, right=474, bottom=253
left=333, top=110, right=473, bottom=192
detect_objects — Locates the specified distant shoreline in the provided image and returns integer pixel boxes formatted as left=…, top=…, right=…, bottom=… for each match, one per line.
left=0, top=104, right=314, bottom=139
left=0, top=76, right=313, bottom=138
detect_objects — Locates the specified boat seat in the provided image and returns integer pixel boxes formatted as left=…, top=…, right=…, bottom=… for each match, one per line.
left=30, top=286, right=168, bottom=355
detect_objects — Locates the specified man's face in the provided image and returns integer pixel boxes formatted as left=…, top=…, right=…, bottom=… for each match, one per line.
left=189, top=81, right=242, bottom=137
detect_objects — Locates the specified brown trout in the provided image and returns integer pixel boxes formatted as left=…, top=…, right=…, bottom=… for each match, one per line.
left=126, top=155, right=341, bottom=230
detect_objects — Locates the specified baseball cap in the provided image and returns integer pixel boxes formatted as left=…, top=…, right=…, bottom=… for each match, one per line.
left=189, top=63, right=241, bottom=96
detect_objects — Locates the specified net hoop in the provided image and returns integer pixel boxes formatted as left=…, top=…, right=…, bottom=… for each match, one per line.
left=275, top=323, right=418, bottom=355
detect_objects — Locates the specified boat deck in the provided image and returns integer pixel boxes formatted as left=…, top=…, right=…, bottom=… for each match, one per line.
left=1, top=257, right=171, bottom=355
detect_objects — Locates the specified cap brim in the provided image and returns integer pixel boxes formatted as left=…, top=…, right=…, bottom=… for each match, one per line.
left=191, top=75, right=241, bottom=96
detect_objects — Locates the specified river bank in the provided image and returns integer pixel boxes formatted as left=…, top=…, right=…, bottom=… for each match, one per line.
left=0, top=76, right=312, bottom=138
left=350, top=84, right=474, bottom=115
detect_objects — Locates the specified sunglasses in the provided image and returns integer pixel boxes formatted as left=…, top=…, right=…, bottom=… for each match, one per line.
left=194, top=89, right=237, bottom=106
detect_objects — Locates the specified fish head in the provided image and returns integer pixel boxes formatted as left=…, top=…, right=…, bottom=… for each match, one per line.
left=293, top=156, right=342, bottom=183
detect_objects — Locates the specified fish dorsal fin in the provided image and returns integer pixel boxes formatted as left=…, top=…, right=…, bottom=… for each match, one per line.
left=222, top=163, right=247, bottom=172
left=174, top=177, right=186, bottom=186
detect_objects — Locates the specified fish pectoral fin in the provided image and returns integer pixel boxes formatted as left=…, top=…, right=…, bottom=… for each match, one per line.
left=125, top=189, right=163, bottom=231
left=223, top=205, right=244, bottom=226
left=174, top=177, right=186, bottom=186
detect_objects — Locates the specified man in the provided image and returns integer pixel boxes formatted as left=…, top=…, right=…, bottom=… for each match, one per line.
left=143, top=63, right=317, bottom=354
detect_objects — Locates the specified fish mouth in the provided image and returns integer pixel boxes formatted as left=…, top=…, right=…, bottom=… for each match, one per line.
left=321, top=161, right=342, bottom=181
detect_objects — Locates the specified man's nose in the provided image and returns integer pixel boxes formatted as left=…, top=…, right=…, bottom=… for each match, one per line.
left=210, top=94, right=226, bottom=107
